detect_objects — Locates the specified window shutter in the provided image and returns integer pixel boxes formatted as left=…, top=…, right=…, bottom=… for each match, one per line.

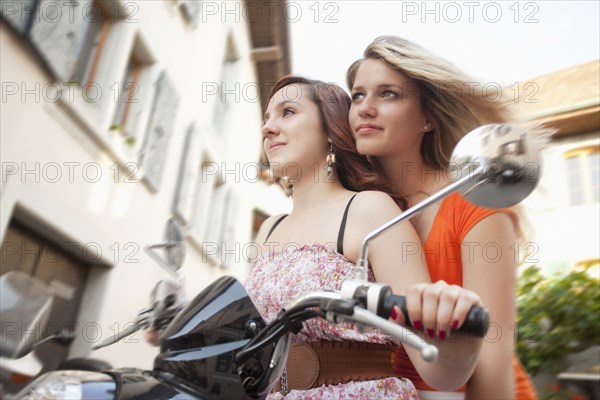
left=223, top=189, right=238, bottom=241
left=0, top=0, right=38, bottom=35
left=173, top=122, right=202, bottom=223
left=28, top=0, right=93, bottom=82
left=180, top=0, right=200, bottom=29
left=140, top=71, right=180, bottom=192
left=221, top=188, right=239, bottom=268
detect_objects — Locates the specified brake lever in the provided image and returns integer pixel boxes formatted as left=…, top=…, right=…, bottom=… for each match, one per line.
left=286, top=290, right=438, bottom=361
left=319, top=299, right=437, bottom=362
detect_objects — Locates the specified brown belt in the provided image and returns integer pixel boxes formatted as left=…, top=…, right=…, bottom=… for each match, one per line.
left=272, top=341, right=400, bottom=394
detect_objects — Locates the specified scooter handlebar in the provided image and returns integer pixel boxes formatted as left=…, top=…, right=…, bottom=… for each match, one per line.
left=285, top=291, right=439, bottom=362
left=377, top=292, right=490, bottom=337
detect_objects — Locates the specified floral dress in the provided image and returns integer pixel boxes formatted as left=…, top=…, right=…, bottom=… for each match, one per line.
left=245, top=244, right=419, bottom=400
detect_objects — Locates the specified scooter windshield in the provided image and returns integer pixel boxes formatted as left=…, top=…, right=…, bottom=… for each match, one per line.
left=154, top=276, right=268, bottom=399
left=0, top=271, right=53, bottom=359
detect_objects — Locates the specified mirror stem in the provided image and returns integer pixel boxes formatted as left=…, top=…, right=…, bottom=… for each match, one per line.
left=354, top=165, right=486, bottom=282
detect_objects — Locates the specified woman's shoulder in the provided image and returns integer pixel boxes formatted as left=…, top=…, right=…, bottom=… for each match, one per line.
left=353, top=190, right=402, bottom=211
left=437, top=192, right=506, bottom=240
left=348, top=191, right=403, bottom=225
left=440, top=192, right=495, bottom=218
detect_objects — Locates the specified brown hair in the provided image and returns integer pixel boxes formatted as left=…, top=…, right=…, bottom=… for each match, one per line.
left=269, top=75, right=408, bottom=209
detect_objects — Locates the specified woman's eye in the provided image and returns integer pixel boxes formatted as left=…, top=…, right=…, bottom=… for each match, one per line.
left=282, top=108, right=294, bottom=116
left=351, top=92, right=364, bottom=101
left=381, top=90, right=398, bottom=98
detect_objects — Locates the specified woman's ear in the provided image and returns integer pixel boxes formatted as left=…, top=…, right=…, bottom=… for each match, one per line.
left=423, top=119, right=435, bottom=132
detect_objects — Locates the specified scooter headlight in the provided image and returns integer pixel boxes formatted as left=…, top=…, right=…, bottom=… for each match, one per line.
left=15, top=370, right=116, bottom=400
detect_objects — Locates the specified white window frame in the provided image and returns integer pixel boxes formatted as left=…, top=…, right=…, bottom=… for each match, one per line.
left=105, top=31, right=161, bottom=159
left=186, top=153, right=220, bottom=262
left=51, top=9, right=161, bottom=169
left=564, top=144, right=600, bottom=207
left=214, top=34, right=241, bottom=139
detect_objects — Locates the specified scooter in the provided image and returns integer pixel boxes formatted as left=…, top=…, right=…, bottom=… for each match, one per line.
left=9, top=124, right=541, bottom=399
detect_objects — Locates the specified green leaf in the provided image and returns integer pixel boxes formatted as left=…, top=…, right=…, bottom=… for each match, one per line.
left=516, top=263, right=600, bottom=375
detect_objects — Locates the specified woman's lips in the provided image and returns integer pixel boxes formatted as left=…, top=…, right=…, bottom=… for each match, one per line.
left=356, top=124, right=383, bottom=135
left=268, top=142, right=285, bottom=152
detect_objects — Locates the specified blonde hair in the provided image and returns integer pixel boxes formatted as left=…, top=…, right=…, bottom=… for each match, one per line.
left=347, top=36, right=554, bottom=246
left=347, top=35, right=551, bottom=170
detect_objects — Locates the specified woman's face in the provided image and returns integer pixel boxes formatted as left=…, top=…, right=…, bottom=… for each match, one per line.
left=262, top=84, right=329, bottom=178
left=349, top=59, right=430, bottom=160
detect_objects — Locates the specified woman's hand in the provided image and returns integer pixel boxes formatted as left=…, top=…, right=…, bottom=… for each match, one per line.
left=390, top=280, right=484, bottom=340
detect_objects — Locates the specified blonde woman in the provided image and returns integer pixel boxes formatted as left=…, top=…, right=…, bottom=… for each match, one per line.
left=347, top=36, right=546, bottom=399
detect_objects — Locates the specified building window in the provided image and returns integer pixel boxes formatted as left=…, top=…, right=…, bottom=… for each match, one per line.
left=109, top=30, right=161, bottom=152
left=205, top=183, right=230, bottom=244
left=564, top=146, right=599, bottom=206
left=70, top=1, right=112, bottom=86
left=179, top=0, right=201, bottom=29
left=1, top=220, right=90, bottom=380
left=25, top=1, right=116, bottom=91
left=111, top=55, right=142, bottom=139
left=190, top=158, right=218, bottom=241
left=204, top=183, right=237, bottom=267
left=214, top=35, right=240, bottom=136
left=137, top=71, right=180, bottom=191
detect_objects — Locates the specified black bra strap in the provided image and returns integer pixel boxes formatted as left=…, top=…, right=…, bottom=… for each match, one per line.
left=337, top=194, right=358, bottom=255
left=264, top=214, right=287, bottom=243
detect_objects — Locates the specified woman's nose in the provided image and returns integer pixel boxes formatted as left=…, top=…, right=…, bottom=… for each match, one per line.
left=356, top=97, right=377, bottom=118
left=261, top=119, right=279, bottom=138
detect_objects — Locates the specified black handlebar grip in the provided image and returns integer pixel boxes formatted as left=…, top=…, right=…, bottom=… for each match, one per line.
left=378, top=293, right=490, bottom=337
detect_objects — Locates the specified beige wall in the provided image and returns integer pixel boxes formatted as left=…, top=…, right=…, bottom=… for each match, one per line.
left=1, top=1, right=267, bottom=368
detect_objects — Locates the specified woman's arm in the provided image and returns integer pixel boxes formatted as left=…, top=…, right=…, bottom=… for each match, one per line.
left=462, top=212, right=517, bottom=399
left=345, top=191, right=484, bottom=390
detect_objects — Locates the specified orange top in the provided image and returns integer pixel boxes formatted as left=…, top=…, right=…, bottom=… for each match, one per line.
left=392, top=193, right=538, bottom=398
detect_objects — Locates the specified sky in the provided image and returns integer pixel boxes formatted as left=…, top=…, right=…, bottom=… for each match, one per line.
left=288, top=1, right=600, bottom=90
left=284, top=1, right=599, bottom=270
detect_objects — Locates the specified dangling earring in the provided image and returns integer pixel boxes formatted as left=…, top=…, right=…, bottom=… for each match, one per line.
left=326, top=144, right=336, bottom=176
left=282, top=176, right=293, bottom=197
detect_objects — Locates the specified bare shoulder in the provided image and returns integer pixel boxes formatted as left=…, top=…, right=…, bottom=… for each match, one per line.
left=351, top=191, right=403, bottom=223
left=353, top=190, right=401, bottom=213
left=341, top=191, right=417, bottom=264
left=467, top=211, right=516, bottom=241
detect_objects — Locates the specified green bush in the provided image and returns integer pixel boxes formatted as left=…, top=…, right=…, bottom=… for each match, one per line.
left=516, top=262, right=600, bottom=375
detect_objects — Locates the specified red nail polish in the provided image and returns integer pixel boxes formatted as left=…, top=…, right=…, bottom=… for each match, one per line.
left=439, top=331, right=446, bottom=340
left=451, top=320, right=459, bottom=330
left=390, top=307, right=397, bottom=320
left=426, top=329, right=435, bottom=338
left=413, top=320, right=423, bottom=330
